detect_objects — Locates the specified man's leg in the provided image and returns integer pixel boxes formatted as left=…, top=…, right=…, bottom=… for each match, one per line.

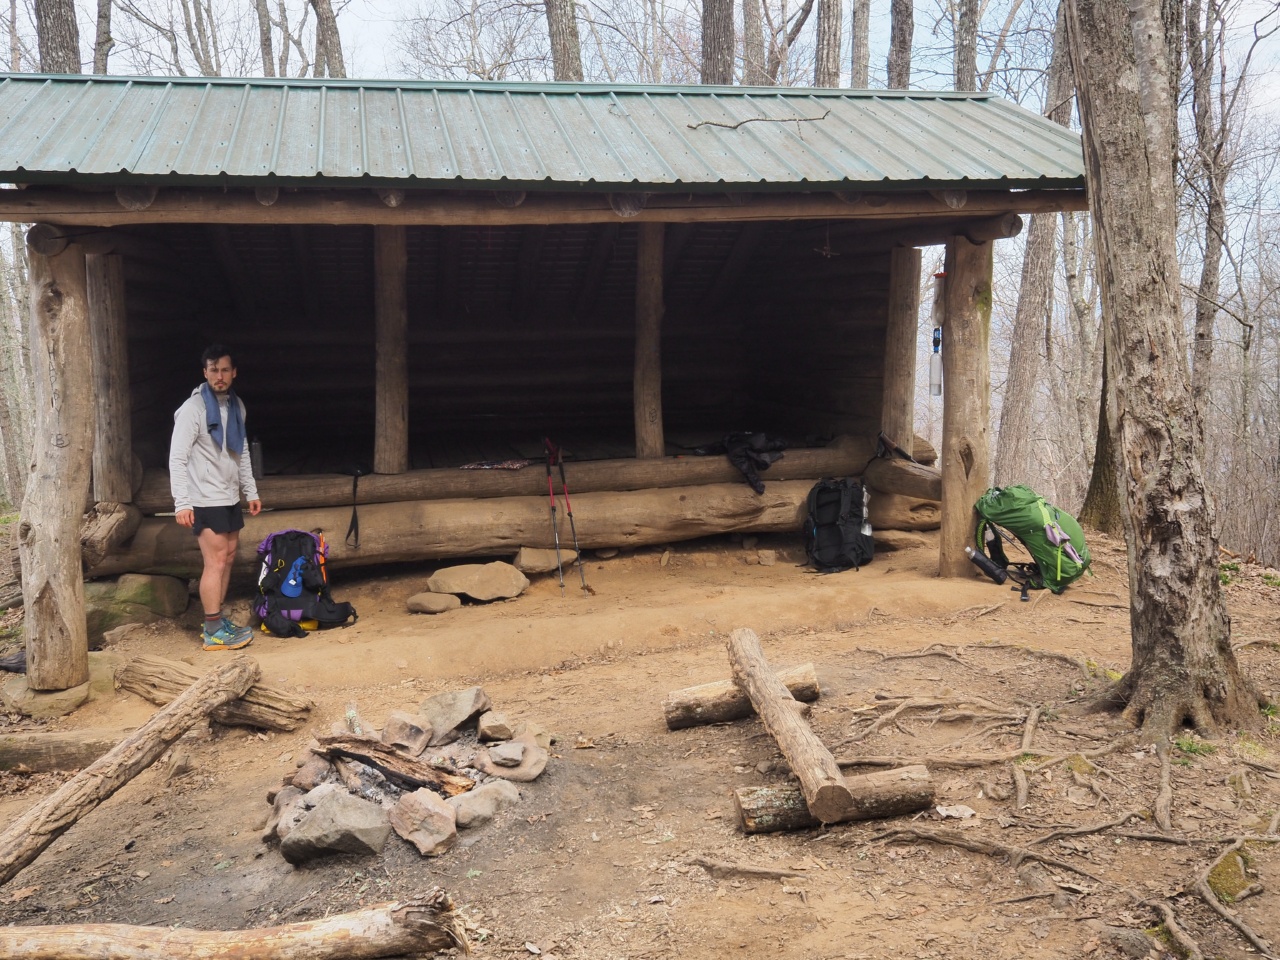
left=219, top=531, right=240, bottom=612
left=197, top=528, right=233, bottom=617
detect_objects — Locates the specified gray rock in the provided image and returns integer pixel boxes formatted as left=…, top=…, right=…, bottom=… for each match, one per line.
left=513, top=547, right=577, bottom=574
left=83, top=575, right=189, bottom=642
left=477, top=710, right=514, bottom=741
left=382, top=710, right=433, bottom=757
left=757, top=549, right=777, bottom=567
left=488, top=741, right=525, bottom=767
left=448, top=780, right=521, bottom=828
left=102, top=623, right=143, bottom=645
left=291, top=754, right=334, bottom=792
left=263, top=785, right=305, bottom=842
left=473, top=731, right=548, bottom=783
left=420, top=686, right=492, bottom=746
left=593, top=548, right=619, bottom=559
left=280, top=789, right=392, bottom=865
left=426, top=562, right=529, bottom=602
left=113, top=574, right=190, bottom=617
left=1, top=674, right=90, bottom=718
left=512, top=719, right=554, bottom=749
left=407, top=592, right=461, bottom=614
left=390, top=787, right=457, bottom=856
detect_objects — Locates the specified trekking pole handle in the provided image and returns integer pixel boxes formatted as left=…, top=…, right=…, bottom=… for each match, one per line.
left=965, top=546, right=1008, bottom=585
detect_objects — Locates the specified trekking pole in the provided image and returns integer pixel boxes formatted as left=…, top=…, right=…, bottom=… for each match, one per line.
left=548, top=438, right=594, bottom=596
left=543, top=443, right=565, bottom=596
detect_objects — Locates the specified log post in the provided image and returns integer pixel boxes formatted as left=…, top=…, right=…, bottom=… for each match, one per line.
left=18, top=236, right=93, bottom=692
left=634, top=222, right=665, bottom=459
left=373, top=225, right=409, bottom=474
left=881, top=247, right=921, bottom=453
left=734, top=765, right=935, bottom=833
left=727, top=628, right=855, bottom=823
left=86, top=252, right=133, bottom=503
left=938, top=236, right=993, bottom=578
left=0, top=656, right=259, bottom=887
left=663, top=662, right=820, bottom=730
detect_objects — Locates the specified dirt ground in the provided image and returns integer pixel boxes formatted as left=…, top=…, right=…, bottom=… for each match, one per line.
left=3, top=530, right=1280, bottom=960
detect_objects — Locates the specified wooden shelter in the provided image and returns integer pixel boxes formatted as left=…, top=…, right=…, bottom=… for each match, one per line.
left=0, top=74, right=1086, bottom=691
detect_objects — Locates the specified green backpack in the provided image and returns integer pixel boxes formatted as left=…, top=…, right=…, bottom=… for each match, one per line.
left=974, top=485, right=1091, bottom=594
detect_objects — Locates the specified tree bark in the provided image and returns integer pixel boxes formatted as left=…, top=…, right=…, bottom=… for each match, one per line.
left=253, top=0, right=275, bottom=76
left=86, top=253, right=133, bottom=503
left=863, top=457, right=941, bottom=502
left=312, top=734, right=475, bottom=795
left=91, top=0, right=112, bottom=72
left=34, top=0, right=80, bottom=73
left=850, top=0, right=869, bottom=87
left=735, top=765, right=934, bottom=833
left=309, top=0, right=345, bottom=77
left=544, top=0, right=583, bottom=81
left=954, top=0, right=978, bottom=90
left=0, top=891, right=468, bottom=959
left=938, top=237, right=992, bottom=578
left=887, top=0, right=914, bottom=88
left=881, top=247, right=921, bottom=455
left=0, top=728, right=126, bottom=773
left=813, top=0, right=841, bottom=87
left=79, top=501, right=142, bottom=568
left=1076, top=341, right=1123, bottom=535
left=701, top=0, right=734, bottom=85
left=634, top=222, right=665, bottom=459
left=663, top=662, right=820, bottom=730
left=994, top=4, right=1072, bottom=488
left=19, top=241, right=92, bottom=692
left=115, top=654, right=315, bottom=732
left=742, top=0, right=767, bottom=84
left=0, top=656, right=259, bottom=888
left=727, top=628, right=855, bottom=823
left=1065, top=0, right=1258, bottom=735
left=373, top=225, right=408, bottom=475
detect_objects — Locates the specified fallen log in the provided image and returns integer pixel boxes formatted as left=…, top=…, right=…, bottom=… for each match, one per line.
left=0, top=728, right=127, bottom=773
left=0, top=655, right=259, bottom=888
left=312, top=734, right=475, bottom=796
left=862, top=457, right=942, bottom=502
left=79, top=501, right=143, bottom=568
left=133, top=433, right=940, bottom=514
left=0, top=889, right=469, bottom=959
left=867, top=491, right=942, bottom=531
left=663, top=662, right=820, bottom=730
left=115, top=654, right=314, bottom=732
left=734, top=765, right=936, bottom=833
left=727, top=628, right=854, bottom=824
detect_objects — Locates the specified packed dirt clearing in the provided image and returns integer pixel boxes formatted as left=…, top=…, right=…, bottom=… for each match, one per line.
left=2, top=530, right=1280, bottom=960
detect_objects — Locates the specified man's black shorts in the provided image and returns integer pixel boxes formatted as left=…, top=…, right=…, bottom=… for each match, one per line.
left=192, top=503, right=244, bottom=536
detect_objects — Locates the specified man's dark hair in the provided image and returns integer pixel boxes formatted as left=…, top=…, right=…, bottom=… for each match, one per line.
left=201, top=344, right=235, bottom=368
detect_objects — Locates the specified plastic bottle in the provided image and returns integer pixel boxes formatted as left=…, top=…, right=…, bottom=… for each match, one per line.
left=965, top=545, right=1008, bottom=584
left=929, top=272, right=945, bottom=396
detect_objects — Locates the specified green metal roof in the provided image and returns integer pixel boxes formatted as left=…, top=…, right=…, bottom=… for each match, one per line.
left=0, top=74, right=1084, bottom=191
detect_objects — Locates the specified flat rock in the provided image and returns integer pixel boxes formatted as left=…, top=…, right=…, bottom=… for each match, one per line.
left=390, top=787, right=457, bottom=856
left=513, top=719, right=553, bottom=750
left=488, top=741, right=525, bottom=767
left=513, top=546, right=577, bottom=574
left=757, top=549, right=777, bottom=566
left=407, top=592, right=461, bottom=614
left=874, top=530, right=930, bottom=551
left=477, top=710, right=514, bottom=741
left=382, top=710, right=433, bottom=756
left=280, top=789, right=391, bottom=865
left=473, top=731, right=548, bottom=783
left=448, top=780, right=521, bottom=829
left=1, top=674, right=90, bottom=718
left=290, top=754, right=334, bottom=792
left=427, top=562, right=529, bottom=601
left=420, top=686, right=492, bottom=746
left=113, top=573, right=190, bottom=617
left=263, top=785, right=306, bottom=842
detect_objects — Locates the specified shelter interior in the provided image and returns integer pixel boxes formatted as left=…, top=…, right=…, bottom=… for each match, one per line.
left=120, top=212, right=932, bottom=474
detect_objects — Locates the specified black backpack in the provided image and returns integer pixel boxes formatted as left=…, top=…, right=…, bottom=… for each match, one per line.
left=253, top=529, right=357, bottom=638
left=804, top=478, right=874, bottom=572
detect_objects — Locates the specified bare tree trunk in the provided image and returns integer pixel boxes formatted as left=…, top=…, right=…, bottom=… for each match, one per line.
left=765, top=0, right=816, bottom=84
left=34, top=0, right=81, bottom=72
left=954, top=0, right=978, bottom=90
left=544, top=0, right=584, bottom=81
left=701, top=0, right=734, bottom=84
left=253, top=0, right=275, bottom=76
left=1077, top=341, right=1122, bottom=535
left=850, top=0, right=869, bottom=87
left=91, top=0, right=112, bottom=72
left=887, top=0, right=913, bottom=88
left=9, top=0, right=20, bottom=70
left=1065, top=0, right=1259, bottom=736
left=742, top=0, right=767, bottom=84
left=994, top=4, right=1072, bottom=488
left=309, top=0, right=345, bottom=77
left=813, top=0, right=841, bottom=87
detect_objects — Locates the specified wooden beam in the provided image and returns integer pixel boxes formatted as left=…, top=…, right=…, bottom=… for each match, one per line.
left=633, top=222, right=665, bottom=459
left=939, top=236, right=993, bottom=578
left=880, top=247, right=921, bottom=453
left=573, top=222, right=619, bottom=318
left=85, top=253, right=133, bottom=503
left=0, top=187, right=1090, bottom=228
left=663, top=662, right=820, bottom=730
left=374, top=225, right=409, bottom=474
left=734, top=766, right=935, bottom=833
left=18, top=239, right=92, bottom=692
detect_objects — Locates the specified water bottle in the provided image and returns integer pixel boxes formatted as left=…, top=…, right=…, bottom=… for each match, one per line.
left=965, top=545, right=1008, bottom=584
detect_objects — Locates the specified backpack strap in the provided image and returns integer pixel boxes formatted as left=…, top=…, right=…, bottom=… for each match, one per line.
left=346, top=472, right=361, bottom=549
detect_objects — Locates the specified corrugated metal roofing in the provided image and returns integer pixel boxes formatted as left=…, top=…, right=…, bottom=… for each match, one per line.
left=0, top=74, right=1084, bottom=190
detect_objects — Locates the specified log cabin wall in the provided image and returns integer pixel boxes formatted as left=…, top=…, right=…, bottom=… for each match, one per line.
left=119, top=218, right=892, bottom=477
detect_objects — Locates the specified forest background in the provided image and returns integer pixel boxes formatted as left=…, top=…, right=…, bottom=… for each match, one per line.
left=0, top=0, right=1277, bottom=567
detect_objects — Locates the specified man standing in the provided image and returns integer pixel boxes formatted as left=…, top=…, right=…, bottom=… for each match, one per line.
left=170, top=345, right=262, bottom=650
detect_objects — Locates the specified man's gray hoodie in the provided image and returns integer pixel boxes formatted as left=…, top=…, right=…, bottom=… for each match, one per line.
left=169, top=387, right=259, bottom=513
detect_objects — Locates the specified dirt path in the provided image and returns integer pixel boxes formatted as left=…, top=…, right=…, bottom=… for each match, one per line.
left=2, top=531, right=1280, bottom=960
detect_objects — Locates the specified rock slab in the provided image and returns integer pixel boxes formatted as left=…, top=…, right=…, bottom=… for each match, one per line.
left=420, top=686, right=492, bottom=746
left=513, top=547, right=577, bottom=574
left=280, top=788, right=392, bottom=865
left=407, top=592, right=461, bottom=614
left=382, top=710, right=434, bottom=756
left=390, top=787, right=458, bottom=856
left=427, top=562, right=529, bottom=601
left=449, top=780, right=521, bottom=829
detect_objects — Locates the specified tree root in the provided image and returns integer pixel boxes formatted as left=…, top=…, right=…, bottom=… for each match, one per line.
left=856, top=643, right=974, bottom=666
left=846, top=695, right=1008, bottom=742
left=1020, top=704, right=1041, bottom=752
left=864, top=826, right=1107, bottom=883
left=689, top=856, right=806, bottom=881
left=835, top=750, right=1024, bottom=770
left=1029, top=810, right=1141, bottom=846
left=1194, top=837, right=1277, bottom=957
left=1012, top=763, right=1030, bottom=809
left=1142, top=898, right=1206, bottom=960
left=1154, top=741, right=1173, bottom=831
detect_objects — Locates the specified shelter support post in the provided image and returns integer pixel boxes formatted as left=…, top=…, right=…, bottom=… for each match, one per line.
left=86, top=253, right=134, bottom=503
left=881, top=247, right=922, bottom=453
left=374, top=225, right=409, bottom=474
left=938, top=236, right=992, bottom=578
left=18, top=235, right=93, bottom=691
left=634, top=222, right=665, bottom=459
